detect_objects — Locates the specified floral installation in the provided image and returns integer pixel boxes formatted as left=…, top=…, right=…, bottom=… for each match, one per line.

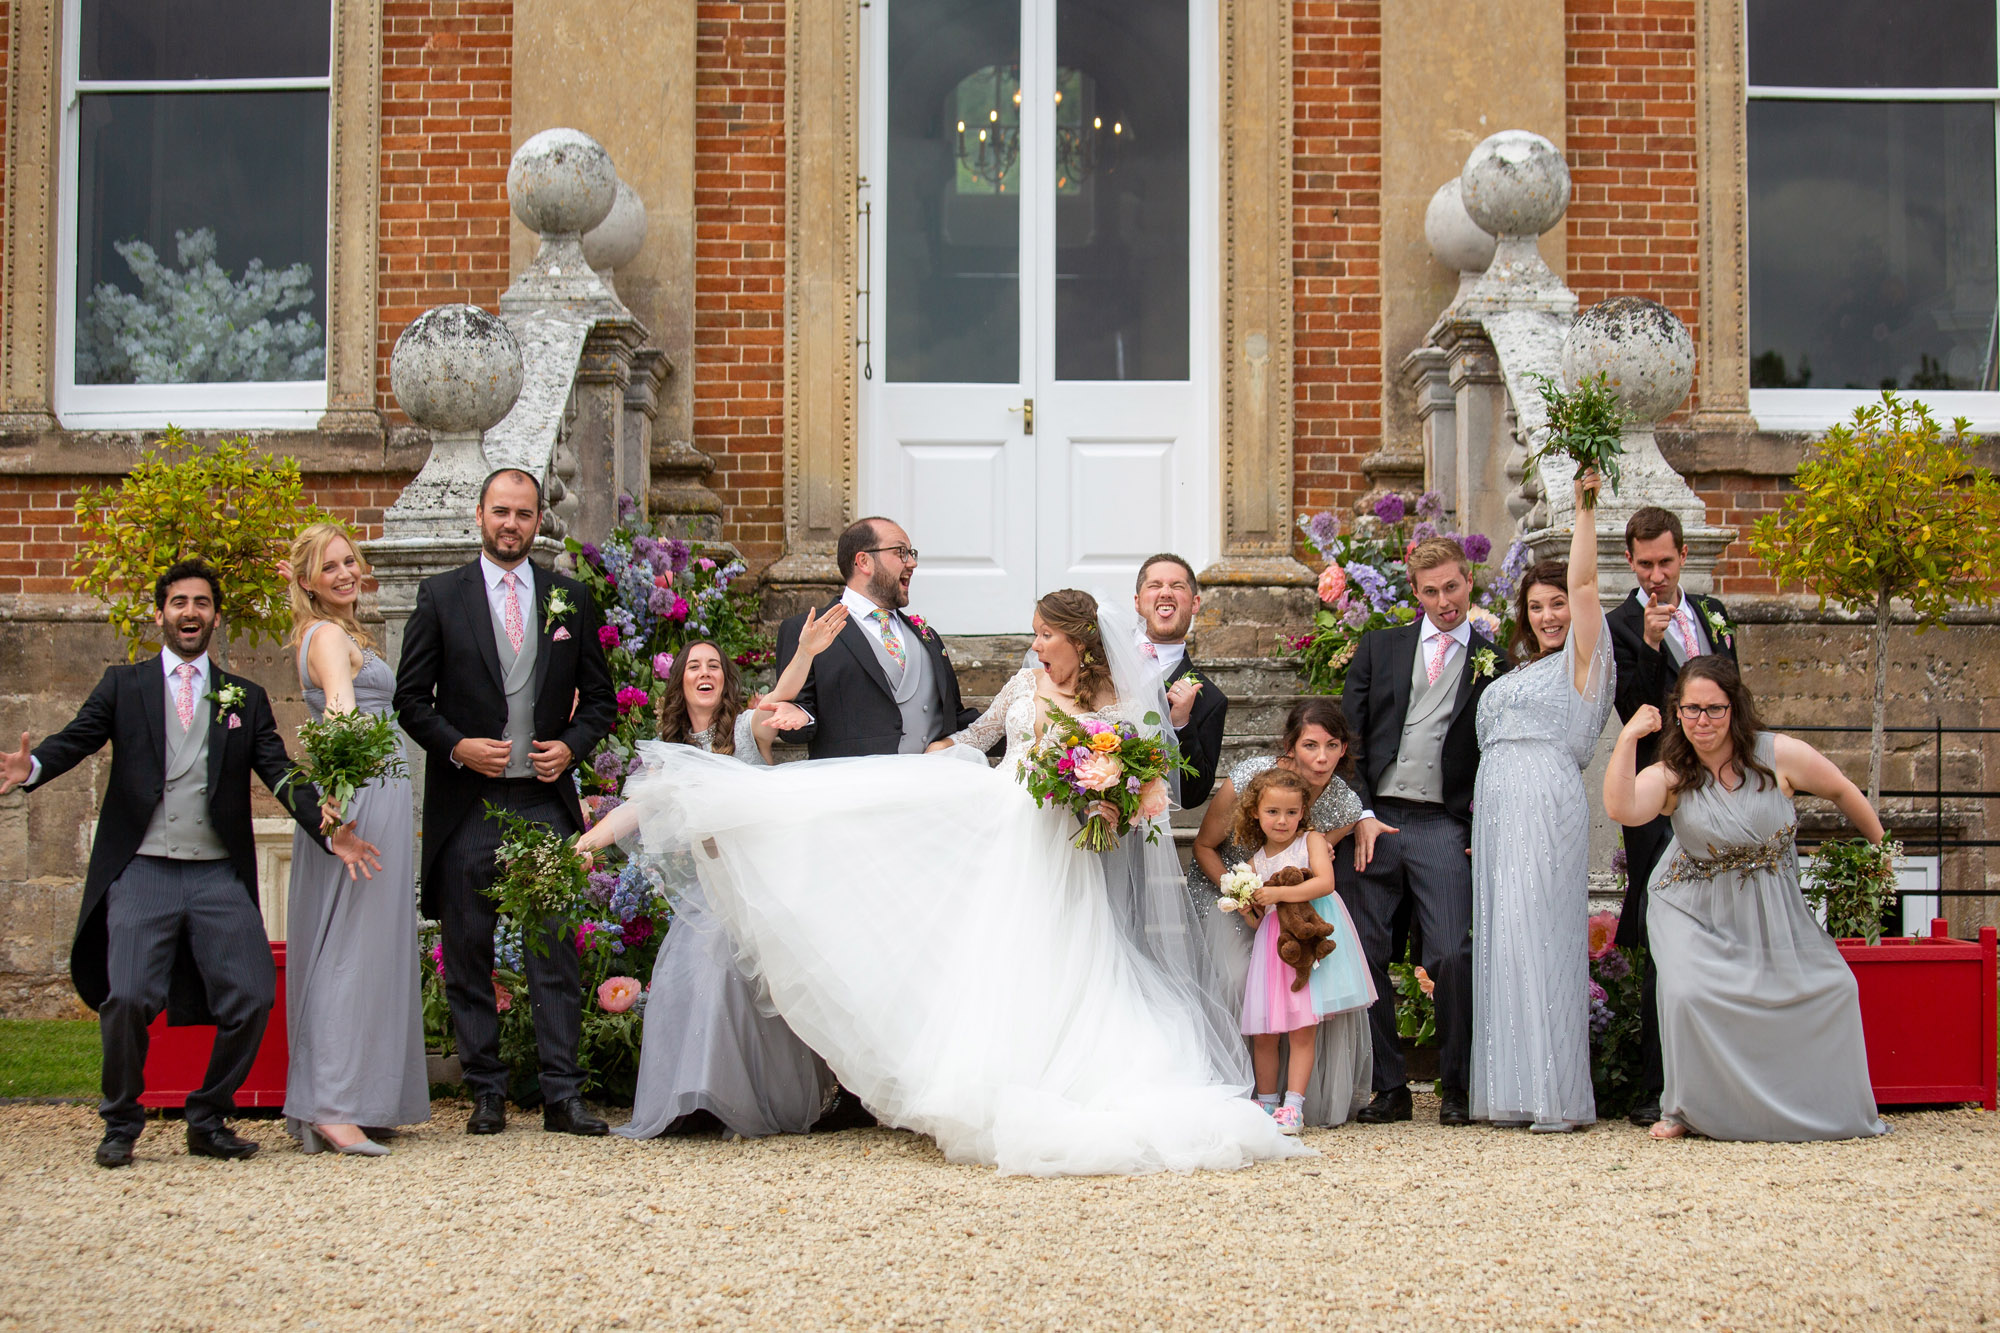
left=1016, top=704, right=1190, bottom=851
left=1215, top=865, right=1263, bottom=914
left=596, top=976, right=644, bottom=1014
left=208, top=681, right=247, bottom=724
left=1283, top=491, right=1526, bottom=694
left=1586, top=844, right=1650, bottom=1115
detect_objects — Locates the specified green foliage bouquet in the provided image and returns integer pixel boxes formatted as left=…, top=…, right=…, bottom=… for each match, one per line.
left=482, top=807, right=595, bottom=957
left=1528, top=371, right=1626, bottom=505
left=1804, top=836, right=1902, bottom=945
left=278, top=709, right=408, bottom=831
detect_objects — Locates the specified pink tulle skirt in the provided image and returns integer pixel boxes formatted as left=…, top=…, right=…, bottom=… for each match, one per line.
left=1241, top=909, right=1321, bottom=1035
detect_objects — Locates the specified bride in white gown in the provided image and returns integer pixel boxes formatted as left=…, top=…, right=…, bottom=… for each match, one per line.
left=596, top=590, right=1304, bottom=1176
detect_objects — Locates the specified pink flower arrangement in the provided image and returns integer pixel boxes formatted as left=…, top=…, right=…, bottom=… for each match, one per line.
left=1072, top=749, right=1126, bottom=790
left=597, top=976, right=643, bottom=1013
left=615, top=686, right=651, bottom=716
left=1587, top=911, right=1620, bottom=960
left=598, top=624, right=621, bottom=649
left=652, top=651, right=675, bottom=680
left=1316, top=563, right=1348, bottom=606
left=668, top=596, right=690, bottom=623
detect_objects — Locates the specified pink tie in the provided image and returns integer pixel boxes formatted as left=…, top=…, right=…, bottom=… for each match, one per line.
left=173, top=663, right=197, bottom=730
left=501, top=570, right=525, bottom=653
left=1140, top=642, right=1158, bottom=661
left=1673, top=605, right=1699, bottom=659
left=1426, top=633, right=1453, bottom=685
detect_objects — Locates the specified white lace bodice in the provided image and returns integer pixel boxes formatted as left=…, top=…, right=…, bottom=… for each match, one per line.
left=948, top=667, right=1147, bottom=765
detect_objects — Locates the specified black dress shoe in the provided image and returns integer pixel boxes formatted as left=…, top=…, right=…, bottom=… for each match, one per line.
left=1627, top=1098, right=1662, bottom=1127
left=95, top=1134, right=136, bottom=1169
left=811, top=1090, right=879, bottom=1133
left=466, top=1093, right=507, bottom=1135
left=186, top=1125, right=259, bottom=1161
left=1355, top=1086, right=1414, bottom=1123
left=1438, top=1088, right=1472, bottom=1126
left=543, top=1095, right=609, bottom=1136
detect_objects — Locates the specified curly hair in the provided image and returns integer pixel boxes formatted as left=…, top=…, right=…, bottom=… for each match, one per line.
left=656, top=640, right=746, bottom=755
left=1657, top=655, right=1777, bottom=795
left=1508, top=558, right=1569, bottom=664
left=286, top=522, right=377, bottom=653
left=1233, top=765, right=1313, bottom=852
left=1035, top=588, right=1114, bottom=711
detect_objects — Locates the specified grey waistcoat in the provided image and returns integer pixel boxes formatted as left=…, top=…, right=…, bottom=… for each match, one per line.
left=488, top=587, right=541, bottom=778
left=859, top=611, right=942, bottom=754
left=136, top=689, right=228, bottom=860
left=1378, top=635, right=1464, bottom=805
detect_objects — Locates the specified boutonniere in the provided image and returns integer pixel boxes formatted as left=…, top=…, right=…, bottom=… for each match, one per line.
left=1471, top=647, right=1499, bottom=679
left=905, top=612, right=934, bottom=642
left=1702, top=604, right=1734, bottom=650
left=208, top=682, right=247, bottom=727
left=545, top=587, right=575, bottom=625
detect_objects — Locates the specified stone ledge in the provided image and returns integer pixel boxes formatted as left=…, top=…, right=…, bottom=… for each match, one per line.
left=0, top=425, right=429, bottom=476
left=1729, top=596, right=2000, bottom=628
left=1658, top=424, right=2000, bottom=477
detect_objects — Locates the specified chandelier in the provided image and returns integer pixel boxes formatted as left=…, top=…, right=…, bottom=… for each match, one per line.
left=952, top=67, right=1126, bottom=193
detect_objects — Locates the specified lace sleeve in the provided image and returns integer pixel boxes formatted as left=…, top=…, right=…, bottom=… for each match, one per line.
left=948, top=667, right=1031, bottom=750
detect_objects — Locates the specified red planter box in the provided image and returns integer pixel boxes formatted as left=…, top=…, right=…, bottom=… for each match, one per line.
left=139, top=942, right=290, bottom=1110
left=1839, top=920, right=1997, bottom=1110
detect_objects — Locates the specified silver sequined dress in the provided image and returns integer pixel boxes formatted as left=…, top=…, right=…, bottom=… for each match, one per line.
left=1470, top=611, right=1614, bottom=1129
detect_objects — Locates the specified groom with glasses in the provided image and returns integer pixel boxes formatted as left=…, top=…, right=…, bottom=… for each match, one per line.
left=1607, top=505, right=1738, bottom=1127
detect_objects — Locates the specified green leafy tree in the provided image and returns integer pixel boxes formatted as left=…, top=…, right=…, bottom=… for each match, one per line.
left=73, top=426, right=336, bottom=662
left=1750, top=392, right=2000, bottom=803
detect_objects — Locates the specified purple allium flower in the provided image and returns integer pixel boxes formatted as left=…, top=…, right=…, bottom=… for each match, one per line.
left=1462, top=533, right=1493, bottom=564
left=595, top=795, right=623, bottom=820
left=1306, top=511, right=1342, bottom=551
left=630, top=535, right=658, bottom=564
left=647, top=586, right=675, bottom=617
left=1416, top=490, right=1446, bottom=523
left=580, top=541, right=604, bottom=570
left=1611, top=847, right=1628, bottom=874
left=616, top=492, right=638, bottom=521
left=1596, top=949, right=1631, bottom=982
left=585, top=871, right=618, bottom=907
left=1372, top=493, right=1406, bottom=525
left=592, top=749, right=625, bottom=781
left=665, top=539, right=692, bottom=574
left=1410, top=521, right=1438, bottom=546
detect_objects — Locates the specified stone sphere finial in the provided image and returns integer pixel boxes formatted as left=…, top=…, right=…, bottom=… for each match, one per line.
left=1424, top=179, right=1497, bottom=274
left=508, top=129, right=617, bottom=238
left=1561, top=296, right=1696, bottom=424
left=1459, top=130, right=1571, bottom=239
left=390, top=304, right=524, bottom=435
left=582, top=179, right=648, bottom=274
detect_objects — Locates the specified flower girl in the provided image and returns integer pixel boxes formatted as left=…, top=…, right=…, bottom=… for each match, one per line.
left=1219, top=767, right=1376, bottom=1134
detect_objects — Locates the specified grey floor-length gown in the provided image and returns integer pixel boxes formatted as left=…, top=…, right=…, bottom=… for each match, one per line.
left=1186, top=755, right=1372, bottom=1127
left=616, top=711, right=837, bottom=1139
left=1648, top=732, right=1886, bottom=1142
left=284, top=622, right=429, bottom=1133
left=1471, top=613, right=1614, bottom=1129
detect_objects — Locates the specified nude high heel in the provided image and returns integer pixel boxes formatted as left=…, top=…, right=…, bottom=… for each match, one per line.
left=301, top=1124, right=391, bottom=1156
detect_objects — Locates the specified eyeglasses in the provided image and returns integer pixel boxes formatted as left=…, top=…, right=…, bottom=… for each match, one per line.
left=1676, top=704, right=1731, bottom=722
left=862, top=545, right=919, bottom=564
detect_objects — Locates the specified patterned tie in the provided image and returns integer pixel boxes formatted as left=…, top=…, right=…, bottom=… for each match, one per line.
left=870, top=609, right=906, bottom=670
left=173, top=662, right=197, bottom=730
left=1140, top=641, right=1158, bottom=661
left=501, top=569, right=525, bottom=653
left=1426, top=632, right=1454, bottom=686
left=1673, top=603, right=1700, bottom=659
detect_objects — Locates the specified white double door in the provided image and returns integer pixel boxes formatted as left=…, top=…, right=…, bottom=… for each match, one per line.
left=859, top=0, right=1214, bottom=633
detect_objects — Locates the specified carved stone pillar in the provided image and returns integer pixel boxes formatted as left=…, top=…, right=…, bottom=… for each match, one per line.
left=0, top=0, right=60, bottom=435
left=319, top=0, right=385, bottom=434
left=572, top=318, right=646, bottom=543
left=1692, top=0, right=1756, bottom=433
left=1432, top=320, right=1515, bottom=545
left=1402, top=345, right=1456, bottom=519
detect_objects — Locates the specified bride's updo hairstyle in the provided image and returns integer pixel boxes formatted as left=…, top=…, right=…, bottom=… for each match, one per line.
left=1035, top=588, right=1114, bottom=710
left=657, top=639, right=747, bottom=755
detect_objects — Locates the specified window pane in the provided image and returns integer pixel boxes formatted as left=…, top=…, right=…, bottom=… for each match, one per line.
left=1749, top=100, right=1997, bottom=392
left=81, top=0, right=330, bottom=80
left=1054, top=0, right=1188, bottom=381
left=885, top=0, right=1021, bottom=383
left=1748, top=0, right=1995, bottom=89
left=75, top=92, right=329, bottom=385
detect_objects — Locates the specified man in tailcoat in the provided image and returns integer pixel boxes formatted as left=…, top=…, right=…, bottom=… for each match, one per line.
left=1132, top=553, right=1228, bottom=809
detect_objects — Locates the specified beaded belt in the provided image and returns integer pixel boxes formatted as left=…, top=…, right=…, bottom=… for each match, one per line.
left=1655, top=822, right=1796, bottom=889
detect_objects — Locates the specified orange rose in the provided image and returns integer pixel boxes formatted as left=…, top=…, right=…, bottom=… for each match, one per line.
left=1089, top=731, right=1121, bottom=754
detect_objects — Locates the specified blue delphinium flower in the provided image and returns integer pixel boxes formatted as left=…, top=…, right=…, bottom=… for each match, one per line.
left=493, top=922, right=525, bottom=972
left=1344, top=561, right=1394, bottom=613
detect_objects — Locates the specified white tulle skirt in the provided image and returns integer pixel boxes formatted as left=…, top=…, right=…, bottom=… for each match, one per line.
left=621, top=743, right=1308, bottom=1176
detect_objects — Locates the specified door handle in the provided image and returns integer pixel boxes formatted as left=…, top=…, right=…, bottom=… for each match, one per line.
left=1006, top=397, right=1035, bottom=435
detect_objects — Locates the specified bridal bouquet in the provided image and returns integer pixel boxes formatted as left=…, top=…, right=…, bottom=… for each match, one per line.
left=1215, top=865, right=1262, bottom=913
left=277, top=708, right=408, bottom=831
left=1017, top=704, right=1188, bottom=852
left=483, top=806, right=594, bottom=957
left=1528, top=370, right=1626, bottom=504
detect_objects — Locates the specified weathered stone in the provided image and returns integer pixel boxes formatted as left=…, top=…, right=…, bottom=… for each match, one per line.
left=389, top=305, right=524, bottom=437
left=1423, top=179, right=1497, bottom=317
left=582, top=178, right=648, bottom=300
left=503, top=129, right=623, bottom=314
left=1457, top=130, right=1577, bottom=318
left=1563, top=295, right=1695, bottom=425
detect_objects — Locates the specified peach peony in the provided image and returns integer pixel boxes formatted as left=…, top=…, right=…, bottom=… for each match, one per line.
left=1413, top=965, right=1435, bottom=997
left=1587, top=911, right=1619, bottom=960
left=1135, top=777, right=1171, bottom=820
left=1072, top=750, right=1125, bottom=790
left=1317, top=563, right=1348, bottom=606
left=597, top=976, right=644, bottom=1013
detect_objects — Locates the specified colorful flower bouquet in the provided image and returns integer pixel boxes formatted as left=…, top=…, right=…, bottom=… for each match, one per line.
left=1016, top=704, right=1189, bottom=851
left=277, top=708, right=409, bottom=831
left=1283, top=492, right=1527, bottom=695
left=482, top=806, right=596, bottom=956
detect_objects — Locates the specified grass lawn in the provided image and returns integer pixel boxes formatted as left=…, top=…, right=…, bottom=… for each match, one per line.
left=0, top=1019, right=98, bottom=1099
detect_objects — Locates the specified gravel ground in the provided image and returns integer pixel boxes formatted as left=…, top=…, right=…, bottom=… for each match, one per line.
left=0, top=1093, right=1993, bottom=1331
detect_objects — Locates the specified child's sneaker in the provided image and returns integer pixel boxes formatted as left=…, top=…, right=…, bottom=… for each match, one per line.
left=1272, top=1104, right=1303, bottom=1135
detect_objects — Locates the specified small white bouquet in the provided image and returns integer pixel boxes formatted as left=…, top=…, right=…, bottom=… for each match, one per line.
left=1216, top=866, right=1262, bottom=914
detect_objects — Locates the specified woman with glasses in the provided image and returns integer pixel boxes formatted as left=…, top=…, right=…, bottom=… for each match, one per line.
left=1604, top=655, right=1887, bottom=1142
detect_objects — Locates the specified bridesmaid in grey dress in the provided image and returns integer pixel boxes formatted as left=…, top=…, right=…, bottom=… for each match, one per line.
left=1471, top=476, right=1614, bottom=1132
left=578, top=620, right=845, bottom=1138
left=1605, top=655, right=1887, bottom=1142
left=282, top=524, right=428, bottom=1155
left=1188, top=697, right=1371, bottom=1125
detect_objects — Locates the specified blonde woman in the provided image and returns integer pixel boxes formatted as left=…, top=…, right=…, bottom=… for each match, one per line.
left=280, top=524, right=428, bottom=1155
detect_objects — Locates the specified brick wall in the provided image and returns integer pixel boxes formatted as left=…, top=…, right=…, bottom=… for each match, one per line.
left=1292, top=0, right=1383, bottom=522
left=379, top=0, right=516, bottom=419
left=691, top=2, right=787, bottom=571
left=1563, top=0, right=1699, bottom=377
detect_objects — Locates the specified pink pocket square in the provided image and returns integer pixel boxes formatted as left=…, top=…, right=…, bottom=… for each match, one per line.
left=226, top=713, right=242, bottom=729
left=553, top=626, right=572, bottom=641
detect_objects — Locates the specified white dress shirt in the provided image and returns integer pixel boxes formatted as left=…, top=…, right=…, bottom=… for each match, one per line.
left=28, top=647, right=210, bottom=787
left=1133, top=622, right=1189, bottom=679
left=1643, top=587, right=1711, bottom=658
left=842, top=586, right=915, bottom=653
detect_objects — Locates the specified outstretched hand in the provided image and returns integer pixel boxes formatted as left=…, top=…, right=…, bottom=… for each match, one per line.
left=1352, top=815, right=1399, bottom=872
left=329, top=824, right=382, bottom=881
left=0, top=732, right=31, bottom=795
left=756, top=700, right=811, bottom=733
left=796, top=603, right=850, bottom=657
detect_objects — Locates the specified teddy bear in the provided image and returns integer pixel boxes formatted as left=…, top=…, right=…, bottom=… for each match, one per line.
left=1264, top=866, right=1336, bottom=992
